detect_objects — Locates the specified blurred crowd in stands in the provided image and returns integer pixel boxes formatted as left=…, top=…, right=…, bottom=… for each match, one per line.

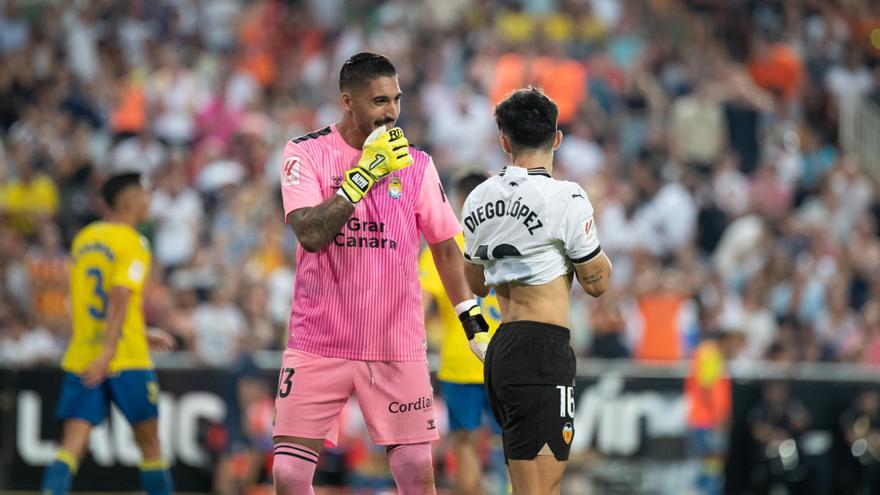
left=4, top=0, right=880, bottom=492
left=2, top=0, right=880, bottom=378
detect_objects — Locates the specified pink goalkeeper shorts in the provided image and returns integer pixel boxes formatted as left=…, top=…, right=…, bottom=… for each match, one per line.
left=272, top=348, right=439, bottom=446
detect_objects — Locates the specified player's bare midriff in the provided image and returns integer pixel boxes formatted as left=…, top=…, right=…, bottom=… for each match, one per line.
left=493, top=273, right=574, bottom=329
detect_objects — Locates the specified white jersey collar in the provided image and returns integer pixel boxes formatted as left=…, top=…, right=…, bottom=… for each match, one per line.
left=500, top=165, right=551, bottom=178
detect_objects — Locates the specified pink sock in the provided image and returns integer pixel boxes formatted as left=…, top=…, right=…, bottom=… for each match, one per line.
left=387, top=443, right=436, bottom=495
left=273, top=443, right=318, bottom=495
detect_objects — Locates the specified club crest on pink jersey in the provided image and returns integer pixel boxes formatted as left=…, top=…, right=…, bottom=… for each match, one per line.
left=388, top=176, right=402, bottom=199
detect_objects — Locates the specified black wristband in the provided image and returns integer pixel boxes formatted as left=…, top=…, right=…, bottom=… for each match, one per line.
left=459, top=308, right=489, bottom=340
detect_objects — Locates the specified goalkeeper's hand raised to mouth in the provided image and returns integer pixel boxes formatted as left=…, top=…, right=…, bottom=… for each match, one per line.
left=338, top=125, right=414, bottom=205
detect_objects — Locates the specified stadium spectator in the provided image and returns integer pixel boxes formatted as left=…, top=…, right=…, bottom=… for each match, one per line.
left=746, top=34, right=804, bottom=103
left=685, top=328, right=741, bottom=495
left=191, top=283, right=246, bottom=368
left=840, top=389, right=880, bottom=494
left=748, top=381, right=813, bottom=494
left=109, top=128, right=167, bottom=179
left=0, top=0, right=30, bottom=54
left=150, top=162, right=203, bottom=270
left=587, top=289, right=630, bottom=359
left=0, top=307, right=61, bottom=367
left=1, top=143, right=59, bottom=235
left=824, top=49, right=873, bottom=126
left=24, top=220, right=69, bottom=331
left=669, top=76, right=727, bottom=168
left=632, top=264, right=697, bottom=361
left=212, top=364, right=275, bottom=495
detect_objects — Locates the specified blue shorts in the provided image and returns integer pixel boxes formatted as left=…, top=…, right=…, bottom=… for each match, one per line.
left=56, top=369, right=160, bottom=426
left=440, top=381, right=501, bottom=434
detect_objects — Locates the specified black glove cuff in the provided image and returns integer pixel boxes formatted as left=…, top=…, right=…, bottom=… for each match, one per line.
left=459, top=307, right=489, bottom=340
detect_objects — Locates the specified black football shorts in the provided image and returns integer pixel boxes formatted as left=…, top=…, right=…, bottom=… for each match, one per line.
left=484, top=320, right=577, bottom=461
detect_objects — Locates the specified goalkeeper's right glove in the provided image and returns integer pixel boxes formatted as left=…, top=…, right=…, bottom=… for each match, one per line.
left=456, top=299, right=490, bottom=363
left=337, top=125, right=414, bottom=205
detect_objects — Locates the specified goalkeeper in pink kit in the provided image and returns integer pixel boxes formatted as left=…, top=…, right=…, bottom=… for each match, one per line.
left=273, top=52, right=490, bottom=494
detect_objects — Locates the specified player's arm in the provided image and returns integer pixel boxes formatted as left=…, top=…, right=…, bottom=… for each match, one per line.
left=418, top=248, right=442, bottom=313
left=563, top=185, right=612, bottom=298
left=428, top=238, right=474, bottom=304
left=82, top=286, right=131, bottom=387
left=574, top=251, right=612, bottom=297
left=146, top=327, right=176, bottom=352
left=416, top=161, right=489, bottom=361
left=429, top=237, right=490, bottom=362
left=288, top=198, right=355, bottom=252
left=463, top=260, right=489, bottom=297
left=280, top=139, right=352, bottom=252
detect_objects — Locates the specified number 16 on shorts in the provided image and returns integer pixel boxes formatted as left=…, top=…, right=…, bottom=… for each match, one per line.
left=557, top=385, right=574, bottom=418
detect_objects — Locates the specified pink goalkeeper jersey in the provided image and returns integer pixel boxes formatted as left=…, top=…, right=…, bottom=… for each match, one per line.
left=280, top=124, right=461, bottom=361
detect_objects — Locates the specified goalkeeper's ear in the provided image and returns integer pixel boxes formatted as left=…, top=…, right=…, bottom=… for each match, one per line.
left=340, top=91, right=354, bottom=113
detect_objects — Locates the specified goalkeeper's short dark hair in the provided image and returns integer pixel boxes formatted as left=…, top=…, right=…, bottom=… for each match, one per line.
left=453, top=170, right=489, bottom=199
left=101, top=172, right=143, bottom=208
left=494, top=86, right=558, bottom=153
left=339, top=52, right=397, bottom=91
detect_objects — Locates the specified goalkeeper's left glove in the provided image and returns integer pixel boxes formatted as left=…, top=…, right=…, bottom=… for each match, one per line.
left=456, top=299, right=490, bottom=363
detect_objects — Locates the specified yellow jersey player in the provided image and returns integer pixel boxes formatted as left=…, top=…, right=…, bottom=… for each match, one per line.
left=41, top=172, right=175, bottom=495
left=419, top=171, right=506, bottom=495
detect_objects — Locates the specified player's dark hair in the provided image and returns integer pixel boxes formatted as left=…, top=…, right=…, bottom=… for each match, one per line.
left=339, top=52, right=397, bottom=91
left=453, top=170, right=489, bottom=199
left=494, top=86, right=558, bottom=153
left=101, top=172, right=143, bottom=209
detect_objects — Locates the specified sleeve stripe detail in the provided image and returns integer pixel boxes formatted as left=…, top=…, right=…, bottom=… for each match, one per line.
left=570, top=245, right=602, bottom=265
left=291, top=126, right=332, bottom=144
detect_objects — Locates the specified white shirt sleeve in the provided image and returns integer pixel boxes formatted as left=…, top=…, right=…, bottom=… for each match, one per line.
left=559, top=185, right=601, bottom=264
left=461, top=192, right=478, bottom=262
